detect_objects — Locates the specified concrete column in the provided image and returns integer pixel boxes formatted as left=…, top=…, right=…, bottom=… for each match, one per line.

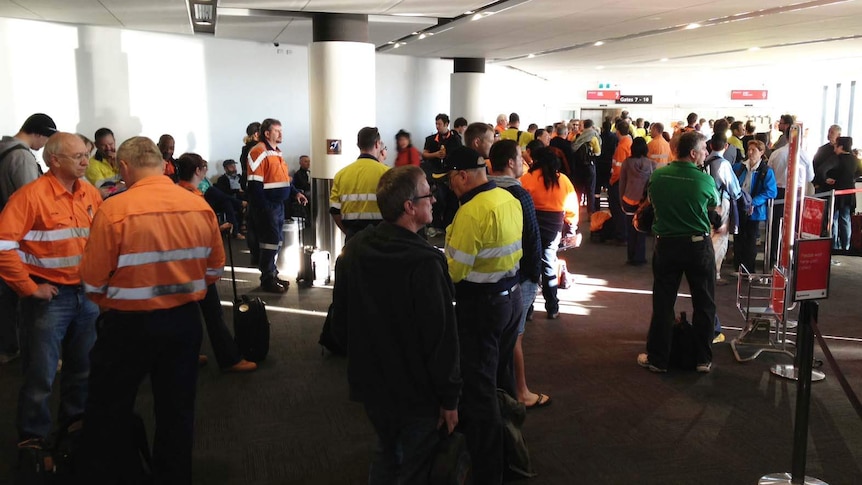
left=450, top=57, right=485, bottom=125
left=308, top=13, right=375, bottom=262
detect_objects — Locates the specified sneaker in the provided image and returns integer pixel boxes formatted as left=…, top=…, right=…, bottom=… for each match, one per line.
left=225, top=359, right=257, bottom=373
left=637, top=353, right=667, bottom=373
left=547, top=311, right=560, bottom=320
left=696, top=362, right=713, bottom=373
left=712, top=333, right=726, bottom=344
left=0, top=350, right=20, bottom=365
left=261, top=279, right=288, bottom=294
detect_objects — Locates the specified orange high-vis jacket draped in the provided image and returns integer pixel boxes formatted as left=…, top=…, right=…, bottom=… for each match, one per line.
left=81, top=175, right=225, bottom=312
left=0, top=173, right=102, bottom=296
left=247, top=142, right=290, bottom=189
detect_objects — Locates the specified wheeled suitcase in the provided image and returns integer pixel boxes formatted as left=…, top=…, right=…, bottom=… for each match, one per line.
left=296, top=222, right=331, bottom=288
left=850, top=213, right=862, bottom=253
left=226, top=233, right=270, bottom=362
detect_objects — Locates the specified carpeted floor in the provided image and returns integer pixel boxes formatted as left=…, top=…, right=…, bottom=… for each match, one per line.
left=1, top=216, right=861, bottom=484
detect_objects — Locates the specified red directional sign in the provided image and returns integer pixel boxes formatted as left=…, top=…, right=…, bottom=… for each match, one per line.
left=586, top=90, right=620, bottom=100
left=731, top=90, right=768, bottom=100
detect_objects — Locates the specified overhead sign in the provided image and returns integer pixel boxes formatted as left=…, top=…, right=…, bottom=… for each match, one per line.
left=793, top=238, right=831, bottom=301
left=586, top=90, right=620, bottom=100
left=616, top=95, right=653, bottom=104
left=731, top=90, right=768, bottom=100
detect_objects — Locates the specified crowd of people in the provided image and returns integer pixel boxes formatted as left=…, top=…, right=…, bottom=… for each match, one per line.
left=0, top=107, right=858, bottom=483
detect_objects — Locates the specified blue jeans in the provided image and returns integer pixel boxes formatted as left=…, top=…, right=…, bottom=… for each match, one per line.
left=18, top=285, right=98, bottom=439
left=625, top=213, right=647, bottom=264
left=832, top=204, right=851, bottom=250
left=365, top=406, right=440, bottom=485
left=518, top=281, right=539, bottom=335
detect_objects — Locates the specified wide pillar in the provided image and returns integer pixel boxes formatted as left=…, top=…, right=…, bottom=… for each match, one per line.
left=309, top=13, right=375, bottom=264
left=450, top=57, right=485, bottom=125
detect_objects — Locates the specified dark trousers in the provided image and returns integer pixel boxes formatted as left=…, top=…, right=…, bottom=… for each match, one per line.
left=595, top=160, right=611, bottom=194
left=0, top=279, right=19, bottom=355
left=607, top=183, right=627, bottom=241
left=769, top=187, right=786, bottom=267
left=624, top=213, right=647, bottom=264
left=252, top=200, right=285, bottom=283
left=364, top=406, right=440, bottom=485
left=199, top=284, right=241, bottom=368
left=734, top=218, right=761, bottom=273
left=80, top=303, right=202, bottom=484
left=574, top=165, right=597, bottom=213
left=646, top=236, right=716, bottom=369
left=455, top=286, right=522, bottom=485
left=245, top=205, right=260, bottom=266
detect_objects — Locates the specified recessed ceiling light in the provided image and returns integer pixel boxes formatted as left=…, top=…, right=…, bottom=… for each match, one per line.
left=685, top=23, right=701, bottom=30
left=748, top=46, right=760, bottom=51
left=387, top=41, right=394, bottom=44
left=594, top=41, right=604, bottom=46
left=465, top=10, right=475, bottom=15
left=660, top=58, right=669, bottom=62
left=472, top=13, right=483, bottom=21
left=527, top=53, right=535, bottom=58
left=393, top=43, right=400, bottom=48
left=418, top=33, right=426, bottom=40
left=411, top=31, right=419, bottom=35
left=596, top=66, right=605, bottom=70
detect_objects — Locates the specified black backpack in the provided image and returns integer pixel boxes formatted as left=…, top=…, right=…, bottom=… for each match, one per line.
left=573, top=140, right=595, bottom=167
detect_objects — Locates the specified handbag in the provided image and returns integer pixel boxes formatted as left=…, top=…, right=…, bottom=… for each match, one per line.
left=632, top=182, right=654, bottom=234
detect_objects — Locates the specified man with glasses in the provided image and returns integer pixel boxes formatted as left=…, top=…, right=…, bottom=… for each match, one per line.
left=333, top=165, right=461, bottom=483
left=247, top=118, right=308, bottom=293
left=330, top=127, right=390, bottom=241
left=0, top=132, right=102, bottom=455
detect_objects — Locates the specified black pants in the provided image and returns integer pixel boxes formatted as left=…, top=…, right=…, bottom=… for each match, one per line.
left=574, top=164, right=597, bottom=213
left=646, top=236, right=716, bottom=370
left=0, top=279, right=19, bottom=355
left=79, top=302, right=202, bottom=484
left=199, top=284, right=241, bottom=368
left=769, top=187, right=786, bottom=268
left=455, top=286, right=522, bottom=484
left=734, top=218, right=761, bottom=274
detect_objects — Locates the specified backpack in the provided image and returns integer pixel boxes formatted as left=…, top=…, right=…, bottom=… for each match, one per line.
left=573, top=139, right=596, bottom=167
left=0, top=144, right=28, bottom=165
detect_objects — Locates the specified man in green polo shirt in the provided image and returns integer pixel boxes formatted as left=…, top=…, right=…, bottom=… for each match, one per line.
left=638, top=131, right=719, bottom=373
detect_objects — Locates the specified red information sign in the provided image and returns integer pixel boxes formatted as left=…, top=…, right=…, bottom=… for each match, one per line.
left=794, top=238, right=831, bottom=301
left=586, top=90, right=620, bottom=100
left=731, top=90, right=768, bottom=100
left=800, top=197, right=826, bottom=239
left=771, top=267, right=786, bottom=314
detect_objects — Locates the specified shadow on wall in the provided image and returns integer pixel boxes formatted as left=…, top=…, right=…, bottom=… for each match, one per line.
left=75, top=26, right=142, bottom=143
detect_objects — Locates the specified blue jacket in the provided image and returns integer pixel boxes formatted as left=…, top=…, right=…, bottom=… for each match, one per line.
left=733, top=160, right=777, bottom=221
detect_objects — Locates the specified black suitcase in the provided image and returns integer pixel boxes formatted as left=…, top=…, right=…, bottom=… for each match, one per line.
left=297, top=245, right=315, bottom=288
left=226, top=233, right=270, bottom=362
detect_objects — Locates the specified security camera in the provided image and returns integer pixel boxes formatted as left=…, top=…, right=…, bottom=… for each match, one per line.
left=274, top=42, right=279, bottom=47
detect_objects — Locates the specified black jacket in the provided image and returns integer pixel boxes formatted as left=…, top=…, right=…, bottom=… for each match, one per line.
left=334, top=222, right=462, bottom=416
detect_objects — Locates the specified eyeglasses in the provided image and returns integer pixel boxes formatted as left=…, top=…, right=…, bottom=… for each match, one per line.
left=56, top=152, right=89, bottom=161
left=412, top=192, right=435, bottom=202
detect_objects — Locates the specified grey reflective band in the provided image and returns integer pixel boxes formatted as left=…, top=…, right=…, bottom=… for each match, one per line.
left=106, top=278, right=207, bottom=300
left=476, top=240, right=522, bottom=259
left=0, top=240, right=20, bottom=251
left=23, top=227, right=90, bottom=242
left=259, top=243, right=279, bottom=250
left=341, top=212, right=382, bottom=220
left=446, top=246, right=476, bottom=267
left=464, top=266, right=520, bottom=284
left=17, top=251, right=81, bottom=268
left=263, top=181, right=290, bottom=189
left=340, top=193, right=377, bottom=202
left=206, top=267, right=224, bottom=278
left=117, top=247, right=212, bottom=268
left=83, top=282, right=107, bottom=294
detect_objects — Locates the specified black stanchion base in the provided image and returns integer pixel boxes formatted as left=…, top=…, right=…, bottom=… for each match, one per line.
left=770, top=364, right=826, bottom=382
left=759, top=472, right=828, bottom=484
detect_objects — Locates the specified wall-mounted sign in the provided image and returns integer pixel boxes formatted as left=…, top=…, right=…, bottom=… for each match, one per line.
left=616, top=95, right=653, bottom=104
left=326, top=139, right=341, bottom=155
left=793, top=237, right=832, bottom=301
left=731, top=90, right=768, bottom=100
left=586, top=90, right=620, bottom=100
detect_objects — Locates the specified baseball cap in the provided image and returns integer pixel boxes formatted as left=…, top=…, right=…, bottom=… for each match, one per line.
left=20, top=113, right=57, bottom=137
left=223, top=159, right=237, bottom=168
left=432, top=146, right=486, bottom=178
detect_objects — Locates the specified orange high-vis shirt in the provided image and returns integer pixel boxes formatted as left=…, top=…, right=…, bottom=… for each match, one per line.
left=610, top=135, right=632, bottom=185
left=247, top=141, right=290, bottom=189
left=520, top=168, right=579, bottom=227
left=0, top=173, right=102, bottom=296
left=647, top=136, right=672, bottom=167
left=81, top=175, right=225, bottom=311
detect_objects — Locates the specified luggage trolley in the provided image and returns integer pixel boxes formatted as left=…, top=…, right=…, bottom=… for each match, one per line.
left=732, top=265, right=794, bottom=362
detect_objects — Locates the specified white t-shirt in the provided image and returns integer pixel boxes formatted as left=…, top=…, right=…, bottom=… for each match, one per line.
left=767, top=145, right=813, bottom=190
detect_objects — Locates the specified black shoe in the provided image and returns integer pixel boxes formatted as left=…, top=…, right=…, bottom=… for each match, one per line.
left=276, top=277, right=291, bottom=288
left=261, top=280, right=288, bottom=293
left=547, top=311, right=560, bottom=320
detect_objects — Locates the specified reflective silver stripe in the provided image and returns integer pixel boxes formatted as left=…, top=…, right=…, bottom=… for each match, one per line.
left=83, top=282, right=107, bottom=294
left=445, top=246, right=476, bottom=267
left=341, top=212, right=382, bottom=220
left=259, top=243, right=279, bottom=250
left=17, top=251, right=81, bottom=268
left=23, top=227, right=90, bottom=242
left=340, top=193, right=377, bottom=202
left=206, top=268, right=224, bottom=278
left=265, top=150, right=281, bottom=157
left=330, top=201, right=342, bottom=209
left=248, top=174, right=264, bottom=183
left=248, top=152, right=268, bottom=172
left=476, top=240, right=522, bottom=259
left=464, top=266, right=520, bottom=284
left=117, top=247, right=212, bottom=268
left=106, top=278, right=207, bottom=300
left=263, top=181, right=290, bottom=189
left=0, top=240, right=19, bottom=251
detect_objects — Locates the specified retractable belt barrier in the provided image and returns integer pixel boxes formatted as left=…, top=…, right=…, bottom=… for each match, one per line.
left=810, top=310, right=862, bottom=421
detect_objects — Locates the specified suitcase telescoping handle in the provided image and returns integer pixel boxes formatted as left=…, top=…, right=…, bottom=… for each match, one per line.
left=224, top=228, right=239, bottom=303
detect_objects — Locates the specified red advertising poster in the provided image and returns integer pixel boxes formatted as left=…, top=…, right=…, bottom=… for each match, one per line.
left=771, top=267, right=786, bottom=314
left=794, top=238, right=831, bottom=300
left=586, top=90, right=620, bottom=100
left=800, top=197, right=826, bottom=239
left=731, top=90, right=768, bottom=100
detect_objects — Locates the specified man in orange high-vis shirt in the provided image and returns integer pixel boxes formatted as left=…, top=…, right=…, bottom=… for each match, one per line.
left=78, top=136, right=225, bottom=483
left=0, top=132, right=102, bottom=453
left=647, top=122, right=671, bottom=168
left=246, top=118, right=307, bottom=293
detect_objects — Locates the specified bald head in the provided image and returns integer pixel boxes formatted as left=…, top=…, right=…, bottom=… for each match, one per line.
left=43, top=132, right=89, bottom=184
